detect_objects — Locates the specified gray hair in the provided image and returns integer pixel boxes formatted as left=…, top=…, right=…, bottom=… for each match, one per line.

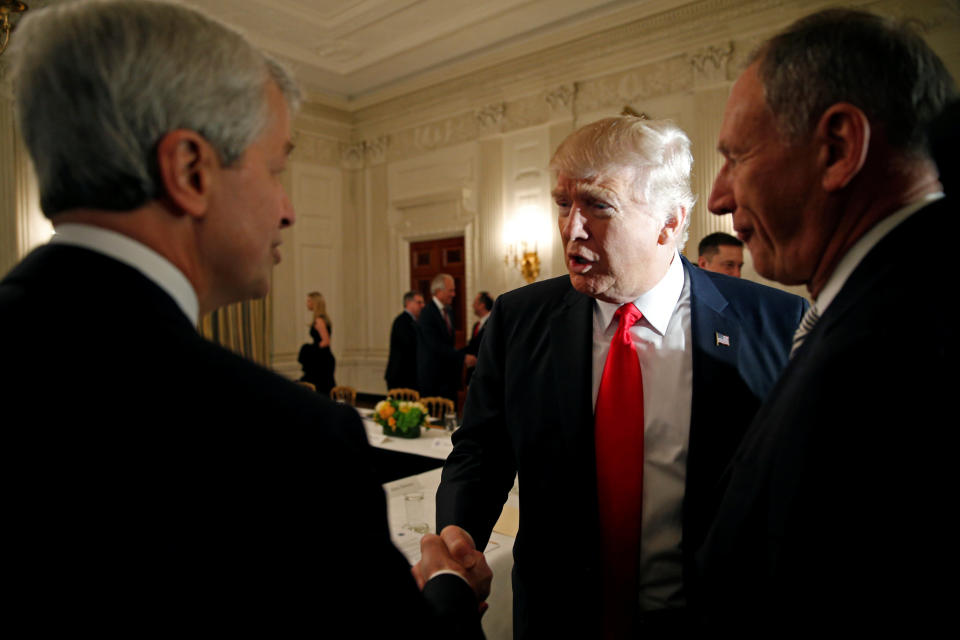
left=549, top=117, right=696, bottom=248
left=10, top=0, right=302, bottom=218
left=751, top=8, right=955, bottom=154
left=431, top=273, right=453, bottom=294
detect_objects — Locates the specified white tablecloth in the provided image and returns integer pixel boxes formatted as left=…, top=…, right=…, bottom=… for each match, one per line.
left=384, top=467, right=517, bottom=640
left=359, top=409, right=454, bottom=461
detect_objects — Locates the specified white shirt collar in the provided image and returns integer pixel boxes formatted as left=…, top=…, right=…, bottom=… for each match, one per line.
left=595, top=251, right=685, bottom=335
left=815, top=193, right=942, bottom=314
left=50, top=223, right=199, bottom=325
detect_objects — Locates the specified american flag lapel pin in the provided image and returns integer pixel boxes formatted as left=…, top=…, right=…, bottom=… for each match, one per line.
left=715, top=331, right=730, bottom=347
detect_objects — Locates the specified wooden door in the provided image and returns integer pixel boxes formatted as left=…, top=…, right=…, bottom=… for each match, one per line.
left=410, top=236, right=466, bottom=348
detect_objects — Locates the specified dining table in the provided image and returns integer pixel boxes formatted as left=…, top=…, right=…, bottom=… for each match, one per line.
left=384, top=466, right=518, bottom=640
left=356, top=407, right=453, bottom=482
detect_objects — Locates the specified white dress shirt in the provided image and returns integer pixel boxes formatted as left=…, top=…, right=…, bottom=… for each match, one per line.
left=592, top=251, right=692, bottom=611
left=50, top=223, right=199, bottom=325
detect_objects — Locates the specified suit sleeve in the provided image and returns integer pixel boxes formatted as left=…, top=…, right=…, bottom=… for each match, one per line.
left=322, top=403, right=484, bottom=639
left=436, top=299, right=517, bottom=550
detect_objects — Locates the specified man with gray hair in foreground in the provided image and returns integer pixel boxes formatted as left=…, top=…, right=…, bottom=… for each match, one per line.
left=437, top=116, right=806, bottom=638
left=0, top=1, right=488, bottom=636
left=699, top=8, right=956, bottom=634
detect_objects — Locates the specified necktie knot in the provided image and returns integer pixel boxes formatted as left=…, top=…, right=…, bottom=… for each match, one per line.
left=615, top=303, right=642, bottom=334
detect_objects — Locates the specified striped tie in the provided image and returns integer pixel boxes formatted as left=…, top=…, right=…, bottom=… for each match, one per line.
left=790, top=303, right=820, bottom=358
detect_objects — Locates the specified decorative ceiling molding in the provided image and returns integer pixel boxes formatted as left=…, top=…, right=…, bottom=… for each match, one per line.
left=690, top=42, right=734, bottom=87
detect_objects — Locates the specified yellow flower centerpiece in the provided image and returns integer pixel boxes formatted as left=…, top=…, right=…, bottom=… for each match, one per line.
left=373, top=398, right=428, bottom=439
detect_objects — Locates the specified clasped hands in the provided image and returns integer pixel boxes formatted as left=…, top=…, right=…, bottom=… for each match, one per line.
left=412, top=525, right=492, bottom=609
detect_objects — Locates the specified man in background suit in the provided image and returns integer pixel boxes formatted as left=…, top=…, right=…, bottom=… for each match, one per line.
left=385, top=290, right=425, bottom=390
left=437, top=117, right=806, bottom=638
left=0, top=1, right=488, bottom=636
left=697, top=231, right=744, bottom=277
left=417, top=273, right=476, bottom=402
left=699, top=9, right=956, bottom=634
left=464, top=291, right=493, bottom=386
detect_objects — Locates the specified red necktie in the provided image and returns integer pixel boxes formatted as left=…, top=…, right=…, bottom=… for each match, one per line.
left=443, top=307, right=452, bottom=334
left=594, top=303, right=645, bottom=638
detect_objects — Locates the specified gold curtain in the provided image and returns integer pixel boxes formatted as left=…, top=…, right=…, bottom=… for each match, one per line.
left=199, top=296, right=271, bottom=367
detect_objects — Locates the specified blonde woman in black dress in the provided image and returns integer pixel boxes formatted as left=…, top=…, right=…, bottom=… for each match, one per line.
left=298, top=291, right=336, bottom=394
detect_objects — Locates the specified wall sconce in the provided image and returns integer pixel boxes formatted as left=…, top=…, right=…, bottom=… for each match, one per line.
left=504, top=241, right=540, bottom=284
left=0, top=1, right=28, bottom=57
left=504, top=205, right=546, bottom=284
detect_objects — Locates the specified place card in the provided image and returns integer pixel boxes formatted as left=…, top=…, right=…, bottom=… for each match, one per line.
left=385, top=477, right=422, bottom=497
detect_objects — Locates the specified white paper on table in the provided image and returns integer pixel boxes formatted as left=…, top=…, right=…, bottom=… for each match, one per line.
left=431, top=438, right=453, bottom=451
left=385, top=477, right=423, bottom=497
left=392, top=528, right=424, bottom=563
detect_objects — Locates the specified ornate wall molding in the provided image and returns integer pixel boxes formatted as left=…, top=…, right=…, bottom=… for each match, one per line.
left=339, top=142, right=365, bottom=170
left=545, top=84, right=574, bottom=112
left=364, top=136, right=389, bottom=166
left=475, top=102, right=506, bottom=130
left=690, top=42, right=734, bottom=87
left=576, top=55, right=692, bottom=116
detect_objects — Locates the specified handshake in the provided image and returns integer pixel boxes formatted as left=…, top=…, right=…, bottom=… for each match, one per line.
left=412, top=525, right=493, bottom=608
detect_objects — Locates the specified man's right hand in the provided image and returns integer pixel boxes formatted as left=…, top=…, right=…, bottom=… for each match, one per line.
left=464, top=355, right=478, bottom=368
left=411, top=525, right=492, bottom=604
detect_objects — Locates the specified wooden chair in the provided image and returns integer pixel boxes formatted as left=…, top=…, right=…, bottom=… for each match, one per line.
left=420, top=396, right=455, bottom=422
left=387, top=388, right=420, bottom=401
left=329, top=385, right=357, bottom=406
left=297, top=381, right=316, bottom=391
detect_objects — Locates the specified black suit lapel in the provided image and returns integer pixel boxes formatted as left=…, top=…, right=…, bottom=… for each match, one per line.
left=549, top=286, right=596, bottom=466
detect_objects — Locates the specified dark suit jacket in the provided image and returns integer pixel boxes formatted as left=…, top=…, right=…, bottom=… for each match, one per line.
left=417, top=300, right=465, bottom=400
left=696, top=199, right=957, bottom=635
left=436, top=257, right=806, bottom=638
left=0, top=244, right=481, bottom=639
left=385, top=310, right=419, bottom=390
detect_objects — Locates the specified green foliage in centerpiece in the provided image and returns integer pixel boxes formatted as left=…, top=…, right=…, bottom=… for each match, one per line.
left=373, top=398, right=428, bottom=439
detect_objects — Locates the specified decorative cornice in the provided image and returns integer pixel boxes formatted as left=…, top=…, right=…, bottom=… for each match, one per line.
left=475, top=102, right=505, bottom=129
left=364, top=136, right=388, bottom=166
left=338, top=136, right=391, bottom=168
left=340, top=142, right=364, bottom=170
left=338, top=0, right=951, bottom=161
left=545, top=84, right=574, bottom=111
left=690, top=42, right=734, bottom=87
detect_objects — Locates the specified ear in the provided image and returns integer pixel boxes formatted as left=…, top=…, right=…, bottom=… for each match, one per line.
left=658, top=206, right=687, bottom=246
left=155, top=129, right=218, bottom=218
left=815, top=103, right=870, bottom=192
left=698, top=255, right=709, bottom=268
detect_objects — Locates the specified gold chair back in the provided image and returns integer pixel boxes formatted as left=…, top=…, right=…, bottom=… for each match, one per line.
left=297, top=381, right=316, bottom=391
left=420, top=396, right=455, bottom=421
left=329, top=385, right=357, bottom=406
left=387, top=388, right=420, bottom=401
